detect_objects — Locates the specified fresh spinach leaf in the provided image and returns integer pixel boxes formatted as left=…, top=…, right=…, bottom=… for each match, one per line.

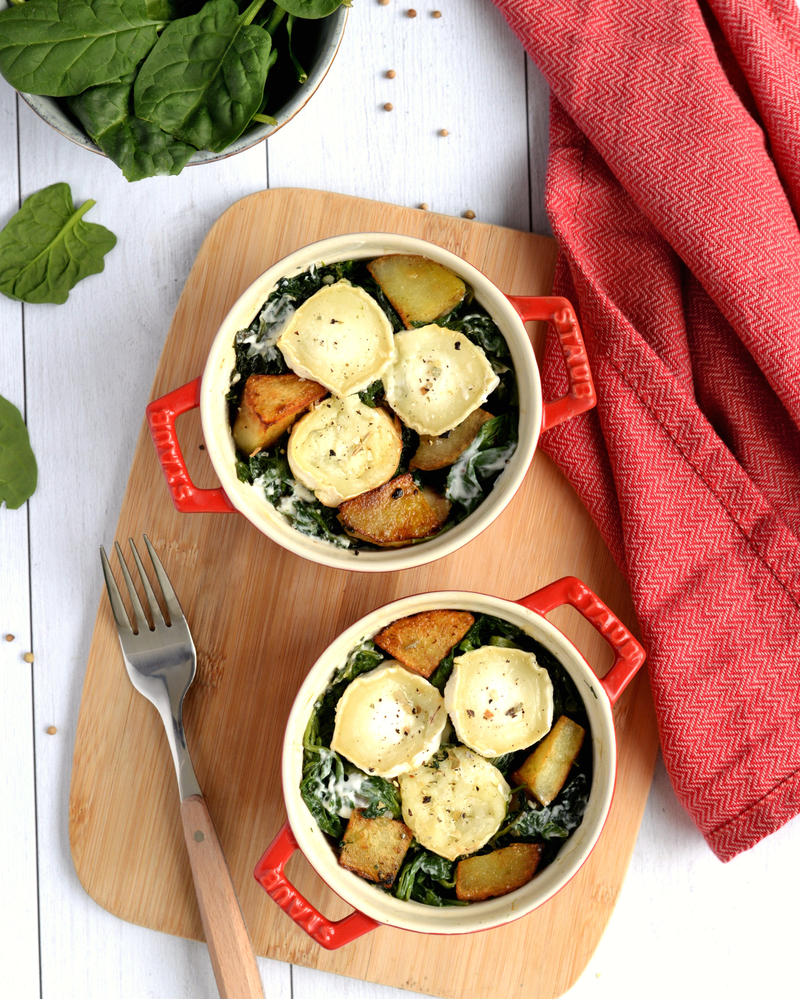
left=69, top=76, right=195, bottom=181
left=0, top=0, right=164, bottom=97
left=275, top=0, right=345, bottom=19
left=0, top=183, right=116, bottom=304
left=134, top=0, right=273, bottom=152
left=284, top=12, right=307, bottom=81
left=0, top=394, right=37, bottom=509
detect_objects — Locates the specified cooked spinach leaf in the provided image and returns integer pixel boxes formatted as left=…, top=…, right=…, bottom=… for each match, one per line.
left=445, top=414, right=517, bottom=518
left=0, top=183, right=116, bottom=304
left=69, top=76, right=195, bottom=181
left=0, top=0, right=164, bottom=97
left=357, top=379, right=383, bottom=408
left=300, top=745, right=401, bottom=839
left=0, top=394, right=37, bottom=509
left=393, top=844, right=465, bottom=906
left=134, top=0, right=273, bottom=152
left=503, top=773, right=590, bottom=843
left=243, top=449, right=353, bottom=547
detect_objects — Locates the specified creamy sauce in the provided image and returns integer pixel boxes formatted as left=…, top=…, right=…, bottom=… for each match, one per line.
left=242, top=294, right=296, bottom=364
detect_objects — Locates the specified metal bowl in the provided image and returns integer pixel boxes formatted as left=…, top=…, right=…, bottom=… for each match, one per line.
left=8, top=5, right=348, bottom=165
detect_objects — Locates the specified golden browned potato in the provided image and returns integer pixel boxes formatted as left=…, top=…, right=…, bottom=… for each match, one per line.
left=455, top=843, right=542, bottom=901
left=232, top=374, right=327, bottom=455
left=409, top=408, right=494, bottom=472
left=338, top=809, right=413, bottom=887
left=338, top=473, right=451, bottom=547
left=511, top=715, right=586, bottom=807
left=367, top=254, right=466, bottom=328
left=374, top=610, right=475, bottom=678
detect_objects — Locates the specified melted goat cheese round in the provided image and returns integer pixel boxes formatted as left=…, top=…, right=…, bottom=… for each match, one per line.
left=444, top=646, right=554, bottom=756
left=383, top=324, right=499, bottom=436
left=277, top=281, right=395, bottom=397
left=398, top=745, right=510, bottom=860
left=331, top=663, right=446, bottom=778
left=287, top=396, right=402, bottom=506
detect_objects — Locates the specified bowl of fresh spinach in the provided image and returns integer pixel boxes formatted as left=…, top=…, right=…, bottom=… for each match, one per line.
left=0, top=0, right=348, bottom=181
left=253, top=580, right=646, bottom=943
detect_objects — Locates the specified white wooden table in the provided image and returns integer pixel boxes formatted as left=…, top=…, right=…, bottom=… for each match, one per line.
left=1, top=2, right=797, bottom=997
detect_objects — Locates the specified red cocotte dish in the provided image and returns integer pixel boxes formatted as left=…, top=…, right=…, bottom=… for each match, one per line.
left=146, top=234, right=596, bottom=571
left=254, top=577, right=645, bottom=946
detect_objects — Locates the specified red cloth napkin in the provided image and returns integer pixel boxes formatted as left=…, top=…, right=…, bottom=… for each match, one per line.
left=491, top=0, right=800, bottom=860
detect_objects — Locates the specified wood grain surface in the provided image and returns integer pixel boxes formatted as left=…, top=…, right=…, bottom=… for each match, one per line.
left=69, top=188, right=659, bottom=999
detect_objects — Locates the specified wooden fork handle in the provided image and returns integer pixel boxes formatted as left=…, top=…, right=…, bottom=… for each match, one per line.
left=180, top=795, right=265, bottom=999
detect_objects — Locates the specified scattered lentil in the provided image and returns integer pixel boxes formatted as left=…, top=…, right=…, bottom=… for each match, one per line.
left=407, top=8, right=417, bottom=16
left=433, top=9, right=442, bottom=16
left=439, top=128, right=449, bottom=136
left=23, top=652, right=34, bottom=663
left=5, top=634, right=14, bottom=642
left=384, top=102, right=394, bottom=111
left=464, top=210, right=476, bottom=219
left=379, top=0, right=390, bottom=4
left=46, top=726, right=57, bottom=736
left=386, top=69, right=396, bottom=79
left=419, top=203, right=429, bottom=210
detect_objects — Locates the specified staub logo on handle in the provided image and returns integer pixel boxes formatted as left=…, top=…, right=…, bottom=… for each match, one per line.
left=552, top=307, right=594, bottom=399
left=148, top=407, right=193, bottom=499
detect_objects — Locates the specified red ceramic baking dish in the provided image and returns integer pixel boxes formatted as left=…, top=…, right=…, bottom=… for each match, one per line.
left=146, top=233, right=596, bottom=571
left=254, top=576, right=645, bottom=947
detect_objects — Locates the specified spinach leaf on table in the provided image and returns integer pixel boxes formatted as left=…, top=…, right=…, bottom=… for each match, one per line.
left=0, top=183, right=116, bottom=304
left=69, top=76, right=195, bottom=181
left=0, top=394, right=37, bottom=510
left=0, top=0, right=165, bottom=97
left=134, top=0, right=274, bottom=152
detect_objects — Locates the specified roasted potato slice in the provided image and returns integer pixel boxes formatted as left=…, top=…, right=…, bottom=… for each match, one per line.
left=338, top=473, right=451, bottom=547
left=409, top=408, right=494, bottom=472
left=511, top=715, right=586, bottom=806
left=374, top=610, right=475, bottom=678
left=232, top=373, right=327, bottom=455
left=339, top=809, right=413, bottom=887
left=455, top=843, right=542, bottom=901
left=367, top=254, right=466, bottom=328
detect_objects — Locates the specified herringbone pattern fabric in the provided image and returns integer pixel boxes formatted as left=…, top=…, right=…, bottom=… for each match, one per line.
left=492, top=0, right=800, bottom=860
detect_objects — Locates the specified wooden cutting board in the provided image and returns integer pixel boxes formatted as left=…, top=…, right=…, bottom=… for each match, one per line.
left=69, top=188, right=659, bottom=999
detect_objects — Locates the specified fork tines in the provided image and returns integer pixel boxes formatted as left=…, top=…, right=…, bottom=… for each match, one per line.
left=100, top=536, right=183, bottom=635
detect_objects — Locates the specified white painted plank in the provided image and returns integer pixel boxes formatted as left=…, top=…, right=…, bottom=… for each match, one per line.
left=11, top=98, right=287, bottom=999
left=0, top=89, right=40, bottom=999
left=268, top=0, right=532, bottom=230
left=526, top=56, right=551, bottom=237
left=565, top=757, right=800, bottom=998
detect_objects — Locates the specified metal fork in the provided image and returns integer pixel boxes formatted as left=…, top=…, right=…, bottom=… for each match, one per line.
left=101, top=536, right=264, bottom=999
